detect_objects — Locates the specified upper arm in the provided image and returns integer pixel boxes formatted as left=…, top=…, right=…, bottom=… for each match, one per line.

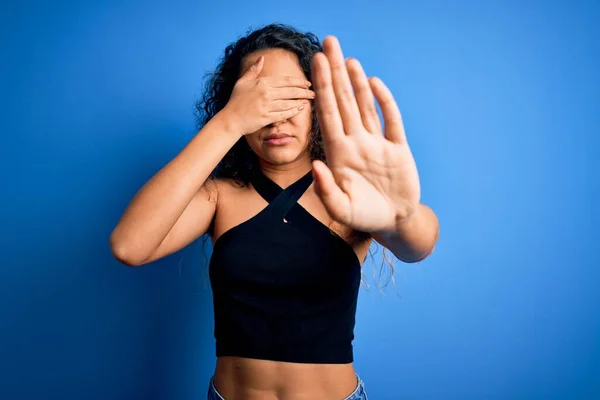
left=141, top=179, right=219, bottom=264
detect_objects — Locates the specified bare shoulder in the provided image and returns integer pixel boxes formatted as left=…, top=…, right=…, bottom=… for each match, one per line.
left=205, top=176, right=256, bottom=217
left=206, top=177, right=251, bottom=202
left=208, top=177, right=265, bottom=243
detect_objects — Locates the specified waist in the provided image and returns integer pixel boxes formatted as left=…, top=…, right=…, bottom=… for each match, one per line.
left=212, top=356, right=358, bottom=400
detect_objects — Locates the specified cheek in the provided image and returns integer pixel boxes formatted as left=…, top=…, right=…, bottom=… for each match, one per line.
left=293, top=103, right=314, bottom=137
left=243, top=134, right=261, bottom=154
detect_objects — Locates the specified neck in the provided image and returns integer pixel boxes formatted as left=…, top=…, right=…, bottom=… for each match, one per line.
left=258, top=154, right=313, bottom=188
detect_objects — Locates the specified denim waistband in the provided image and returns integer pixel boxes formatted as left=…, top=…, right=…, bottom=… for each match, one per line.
left=207, top=374, right=368, bottom=400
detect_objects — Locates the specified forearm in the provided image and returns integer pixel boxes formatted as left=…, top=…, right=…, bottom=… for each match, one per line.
left=371, top=203, right=439, bottom=263
left=110, top=111, right=241, bottom=254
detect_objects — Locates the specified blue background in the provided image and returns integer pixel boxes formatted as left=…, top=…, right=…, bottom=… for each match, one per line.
left=1, top=0, right=599, bottom=399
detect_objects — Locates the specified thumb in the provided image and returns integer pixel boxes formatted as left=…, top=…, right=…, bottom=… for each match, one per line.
left=312, top=160, right=351, bottom=225
left=239, top=55, right=264, bottom=82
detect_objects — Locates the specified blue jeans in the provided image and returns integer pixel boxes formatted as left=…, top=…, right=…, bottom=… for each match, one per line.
left=207, top=374, right=368, bottom=400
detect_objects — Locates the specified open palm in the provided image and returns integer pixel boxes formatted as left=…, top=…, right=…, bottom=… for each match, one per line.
left=311, top=36, right=421, bottom=233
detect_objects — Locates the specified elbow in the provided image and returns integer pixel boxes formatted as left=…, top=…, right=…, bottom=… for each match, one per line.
left=109, top=231, right=149, bottom=267
left=405, top=244, right=436, bottom=264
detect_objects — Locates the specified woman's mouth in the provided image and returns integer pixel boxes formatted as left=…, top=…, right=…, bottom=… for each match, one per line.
left=264, top=134, right=293, bottom=146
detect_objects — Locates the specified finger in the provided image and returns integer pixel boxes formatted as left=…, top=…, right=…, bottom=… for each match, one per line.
left=346, top=58, right=382, bottom=135
left=269, top=99, right=308, bottom=112
left=370, top=77, right=406, bottom=144
left=312, top=160, right=351, bottom=224
left=312, top=52, right=345, bottom=145
left=270, top=87, right=315, bottom=100
left=269, top=103, right=307, bottom=123
left=322, top=36, right=363, bottom=134
left=267, top=76, right=312, bottom=88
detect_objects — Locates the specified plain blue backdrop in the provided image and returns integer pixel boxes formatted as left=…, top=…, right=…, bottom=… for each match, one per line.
left=1, top=0, right=599, bottom=399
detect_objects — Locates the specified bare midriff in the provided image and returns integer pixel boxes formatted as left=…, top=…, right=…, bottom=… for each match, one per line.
left=212, top=356, right=358, bottom=400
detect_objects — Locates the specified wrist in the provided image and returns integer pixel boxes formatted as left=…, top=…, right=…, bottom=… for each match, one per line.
left=214, top=108, right=245, bottom=139
left=375, top=203, right=419, bottom=239
left=394, top=203, right=419, bottom=234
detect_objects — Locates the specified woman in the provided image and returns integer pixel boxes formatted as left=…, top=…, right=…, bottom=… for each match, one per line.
left=110, top=24, right=439, bottom=400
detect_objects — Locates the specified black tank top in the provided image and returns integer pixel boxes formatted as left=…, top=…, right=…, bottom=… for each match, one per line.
left=209, top=168, right=362, bottom=364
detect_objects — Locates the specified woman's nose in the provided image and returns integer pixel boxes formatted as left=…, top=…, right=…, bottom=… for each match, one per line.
left=269, top=119, right=287, bottom=128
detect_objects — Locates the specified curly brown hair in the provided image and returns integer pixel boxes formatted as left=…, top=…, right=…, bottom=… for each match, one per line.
left=194, top=23, right=324, bottom=185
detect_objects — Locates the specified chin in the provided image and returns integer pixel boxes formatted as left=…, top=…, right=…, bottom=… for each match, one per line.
left=261, top=149, right=301, bottom=165
left=258, top=144, right=308, bottom=165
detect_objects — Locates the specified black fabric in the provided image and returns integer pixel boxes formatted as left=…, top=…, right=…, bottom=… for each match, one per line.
left=209, top=168, right=361, bottom=364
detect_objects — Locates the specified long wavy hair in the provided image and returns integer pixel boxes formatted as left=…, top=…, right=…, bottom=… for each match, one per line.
left=194, top=23, right=324, bottom=184
left=193, top=23, right=397, bottom=292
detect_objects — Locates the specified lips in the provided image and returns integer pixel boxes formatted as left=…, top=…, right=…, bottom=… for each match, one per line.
left=264, top=133, right=291, bottom=140
left=264, top=133, right=294, bottom=146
